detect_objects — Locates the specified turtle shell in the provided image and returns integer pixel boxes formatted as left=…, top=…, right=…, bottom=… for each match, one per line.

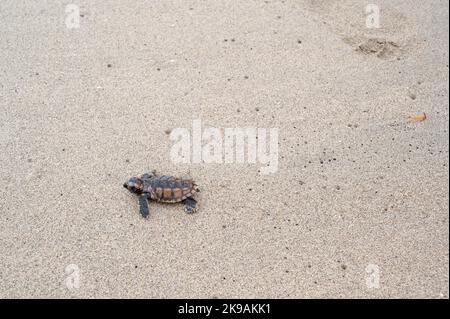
left=144, top=175, right=199, bottom=203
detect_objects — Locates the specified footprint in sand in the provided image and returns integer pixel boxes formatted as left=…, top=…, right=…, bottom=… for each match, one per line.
left=355, top=38, right=402, bottom=59
left=302, top=0, right=419, bottom=60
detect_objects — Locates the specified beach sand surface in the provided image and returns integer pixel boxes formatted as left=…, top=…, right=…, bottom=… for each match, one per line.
left=0, top=0, right=448, bottom=298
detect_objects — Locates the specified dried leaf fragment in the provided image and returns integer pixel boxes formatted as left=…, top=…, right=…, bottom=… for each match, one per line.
left=407, top=113, right=427, bottom=123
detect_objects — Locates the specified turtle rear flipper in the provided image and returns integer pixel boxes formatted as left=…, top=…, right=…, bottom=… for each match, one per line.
left=139, top=194, right=150, bottom=218
left=182, top=197, right=197, bottom=214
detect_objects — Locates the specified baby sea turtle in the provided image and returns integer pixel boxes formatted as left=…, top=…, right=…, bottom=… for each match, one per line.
left=123, top=171, right=199, bottom=218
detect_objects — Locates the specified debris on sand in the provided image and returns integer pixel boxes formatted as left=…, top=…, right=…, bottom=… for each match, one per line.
left=407, top=113, right=427, bottom=123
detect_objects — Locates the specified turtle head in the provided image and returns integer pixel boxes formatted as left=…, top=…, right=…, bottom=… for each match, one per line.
left=123, top=177, right=144, bottom=194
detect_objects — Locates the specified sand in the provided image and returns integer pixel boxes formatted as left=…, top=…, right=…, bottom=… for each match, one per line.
left=0, top=0, right=448, bottom=298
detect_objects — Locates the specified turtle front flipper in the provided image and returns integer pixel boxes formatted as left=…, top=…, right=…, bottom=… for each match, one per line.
left=139, top=194, right=150, bottom=218
left=182, top=197, right=197, bottom=214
